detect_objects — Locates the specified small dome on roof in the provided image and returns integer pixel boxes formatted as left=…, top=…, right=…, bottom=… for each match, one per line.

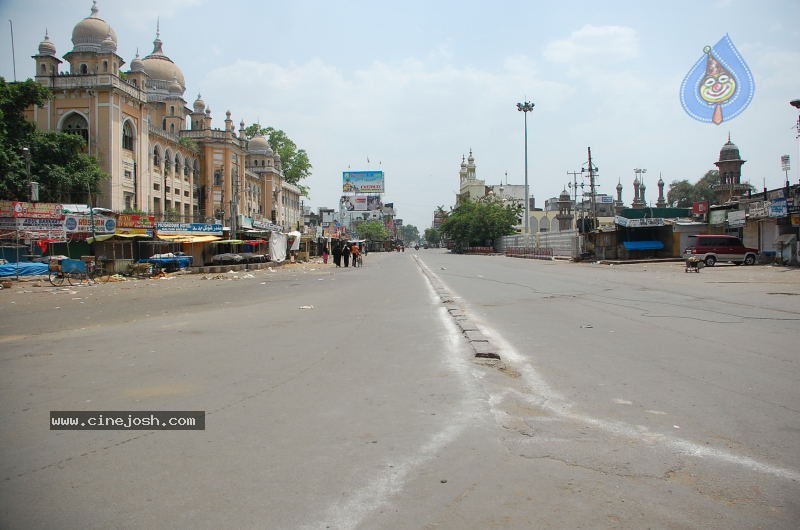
left=130, top=51, right=144, bottom=72
left=141, top=28, right=185, bottom=92
left=249, top=135, right=273, bottom=156
left=719, top=138, right=742, bottom=162
left=71, top=1, right=117, bottom=53
left=168, top=77, right=182, bottom=95
left=559, top=188, right=571, bottom=200
left=101, top=31, right=116, bottom=53
left=38, top=31, right=57, bottom=56
left=193, top=94, right=205, bottom=113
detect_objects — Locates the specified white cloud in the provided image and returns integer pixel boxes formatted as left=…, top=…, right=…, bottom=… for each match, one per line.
left=544, top=25, right=640, bottom=74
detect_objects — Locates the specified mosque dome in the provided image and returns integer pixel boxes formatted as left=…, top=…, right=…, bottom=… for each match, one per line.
left=101, top=32, right=116, bottom=53
left=193, top=94, right=206, bottom=113
left=71, top=2, right=118, bottom=53
left=559, top=188, right=571, bottom=201
left=168, top=77, right=183, bottom=96
left=719, top=138, right=741, bottom=162
left=249, top=135, right=273, bottom=156
left=38, top=32, right=57, bottom=56
left=141, top=32, right=185, bottom=92
left=129, top=52, right=144, bottom=73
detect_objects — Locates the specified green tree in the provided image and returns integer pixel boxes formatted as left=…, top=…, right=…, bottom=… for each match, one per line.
left=440, top=196, right=520, bottom=251
left=0, top=77, right=108, bottom=202
left=355, top=219, right=389, bottom=241
left=424, top=227, right=440, bottom=245
left=400, top=224, right=419, bottom=243
left=244, top=124, right=312, bottom=190
left=667, top=170, right=720, bottom=207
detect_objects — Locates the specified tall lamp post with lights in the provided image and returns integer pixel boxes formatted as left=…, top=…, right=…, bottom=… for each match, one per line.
left=517, top=101, right=534, bottom=234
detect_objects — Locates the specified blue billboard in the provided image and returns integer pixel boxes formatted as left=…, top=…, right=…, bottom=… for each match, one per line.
left=343, top=171, right=385, bottom=193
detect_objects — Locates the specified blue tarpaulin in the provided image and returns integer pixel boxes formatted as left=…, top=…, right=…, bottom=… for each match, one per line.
left=0, top=262, right=49, bottom=277
left=622, top=241, right=664, bottom=251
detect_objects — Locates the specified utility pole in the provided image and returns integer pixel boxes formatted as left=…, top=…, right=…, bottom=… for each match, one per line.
left=583, top=147, right=599, bottom=229
left=567, top=170, right=583, bottom=257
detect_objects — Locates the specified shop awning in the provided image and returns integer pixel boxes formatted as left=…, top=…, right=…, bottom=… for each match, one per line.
left=209, top=239, right=244, bottom=244
left=87, top=233, right=150, bottom=244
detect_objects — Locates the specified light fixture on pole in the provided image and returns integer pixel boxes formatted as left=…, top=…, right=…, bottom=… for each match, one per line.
left=516, top=100, right=534, bottom=234
left=21, top=147, right=38, bottom=202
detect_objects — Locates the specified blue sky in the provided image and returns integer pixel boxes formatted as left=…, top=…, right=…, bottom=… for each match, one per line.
left=2, top=0, right=799, bottom=229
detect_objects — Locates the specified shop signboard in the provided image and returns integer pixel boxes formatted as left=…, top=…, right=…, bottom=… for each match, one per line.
left=0, top=200, right=63, bottom=219
left=769, top=198, right=787, bottom=218
left=156, top=222, right=223, bottom=236
left=727, top=209, right=746, bottom=227
left=747, top=201, right=768, bottom=219
left=64, top=214, right=116, bottom=234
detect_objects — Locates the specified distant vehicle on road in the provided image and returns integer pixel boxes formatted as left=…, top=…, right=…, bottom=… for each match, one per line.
left=683, top=234, right=758, bottom=266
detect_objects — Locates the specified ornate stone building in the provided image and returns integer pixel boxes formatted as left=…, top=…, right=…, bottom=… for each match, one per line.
left=25, top=2, right=301, bottom=229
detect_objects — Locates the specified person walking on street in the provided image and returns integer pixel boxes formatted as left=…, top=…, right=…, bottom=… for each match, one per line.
left=342, top=241, right=351, bottom=267
left=332, top=240, right=341, bottom=267
left=322, top=240, right=329, bottom=264
left=351, top=243, right=361, bottom=267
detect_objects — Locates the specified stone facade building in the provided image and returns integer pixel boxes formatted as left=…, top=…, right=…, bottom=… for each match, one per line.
left=24, top=2, right=302, bottom=230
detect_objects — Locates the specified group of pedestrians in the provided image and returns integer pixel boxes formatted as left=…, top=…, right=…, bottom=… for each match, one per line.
left=329, top=239, right=364, bottom=268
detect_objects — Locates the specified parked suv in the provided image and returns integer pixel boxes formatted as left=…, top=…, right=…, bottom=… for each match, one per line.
left=683, top=234, right=759, bottom=266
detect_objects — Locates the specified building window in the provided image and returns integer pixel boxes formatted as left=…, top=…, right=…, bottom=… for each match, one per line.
left=170, top=123, right=175, bottom=134
left=62, top=113, right=89, bottom=144
left=102, top=60, right=108, bottom=73
left=153, top=146, right=161, bottom=167
left=122, top=121, right=134, bottom=150
left=80, top=63, right=88, bottom=74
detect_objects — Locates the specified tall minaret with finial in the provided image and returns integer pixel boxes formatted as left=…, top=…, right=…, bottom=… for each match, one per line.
left=656, top=174, right=667, bottom=208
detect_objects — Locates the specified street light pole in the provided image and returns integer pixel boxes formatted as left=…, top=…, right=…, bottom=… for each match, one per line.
left=517, top=101, right=534, bottom=234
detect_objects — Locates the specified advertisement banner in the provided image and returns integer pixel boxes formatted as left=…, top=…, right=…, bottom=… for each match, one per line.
left=353, top=196, right=368, bottom=211
left=0, top=200, right=63, bottom=219
left=117, top=214, right=156, bottom=230
left=342, top=171, right=385, bottom=193
left=693, top=201, right=709, bottom=216
left=64, top=215, right=116, bottom=234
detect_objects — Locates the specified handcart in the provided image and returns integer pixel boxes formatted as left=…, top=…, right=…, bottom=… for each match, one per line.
left=685, top=256, right=704, bottom=273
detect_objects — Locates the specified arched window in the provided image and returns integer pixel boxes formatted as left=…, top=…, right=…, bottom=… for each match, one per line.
left=184, top=160, right=190, bottom=177
left=174, top=154, right=181, bottom=176
left=153, top=146, right=161, bottom=167
left=40, top=63, right=46, bottom=74
left=122, top=121, right=134, bottom=151
left=102, top=60, right=108, bottom=73
left=80, top=63, right=88, bottom=74
left=62, top=112, right=89, bottom=144
left=162, top=119, right=166, bottom=131
left=170, top=123, right=175, bottom=134
left=170, top=106, right=175, bottom=116
left=164, top=150, right=172, bottom=172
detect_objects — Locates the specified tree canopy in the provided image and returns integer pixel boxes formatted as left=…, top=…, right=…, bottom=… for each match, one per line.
left=0, top=77, right=107, bottom=203
left=399, top=224, right=419, bottom=243
left=439, top=196, right=520, bottom=250
left=355, top=219, right=389, bottom=241
left=424, top=227, right=441, bottom=245
left=666, top=170, right=722, bottom=207
left=243, top=124, right=312, bottom=193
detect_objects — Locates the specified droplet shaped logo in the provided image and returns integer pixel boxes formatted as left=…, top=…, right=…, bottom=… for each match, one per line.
left=680, top=34, right=754, bottom=125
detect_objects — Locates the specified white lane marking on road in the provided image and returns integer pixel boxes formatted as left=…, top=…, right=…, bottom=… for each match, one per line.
left=474, top=307, right=800, bottom=483
left=299, top=262, right=486, bottom=530
left=612, top=398, right=633, bottom=405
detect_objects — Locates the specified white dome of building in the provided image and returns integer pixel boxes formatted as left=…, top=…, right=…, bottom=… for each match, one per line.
left=71, top=2, right=118, bottom=53
left=141, top=28, right=185, bottom=93
left=248, top=135, right=273, bottom=156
